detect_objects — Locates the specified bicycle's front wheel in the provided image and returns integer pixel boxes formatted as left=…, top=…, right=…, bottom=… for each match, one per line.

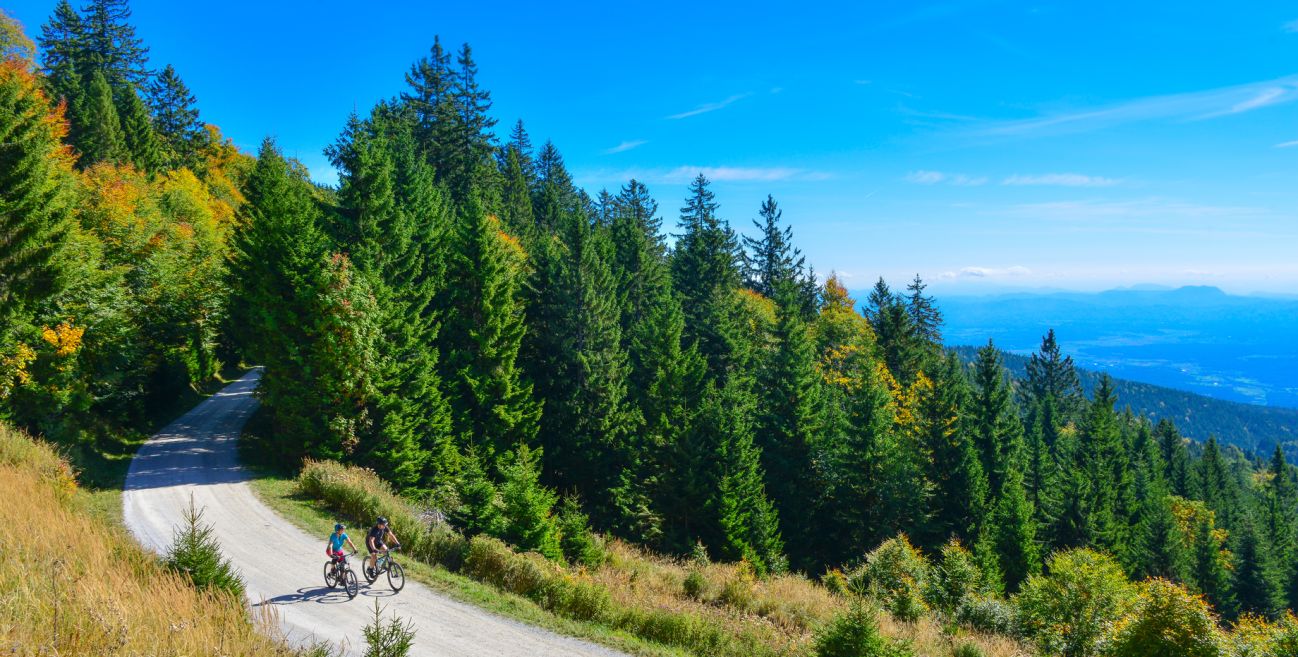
left=344, top=569, right=359, bottom=599
left=388, top=561, right=405, bottom=592
left=323, top=561, right=337, bottom=588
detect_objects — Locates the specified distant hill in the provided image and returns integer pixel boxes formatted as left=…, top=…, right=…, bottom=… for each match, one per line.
left=950, top=345, right=1298, bottom=455
left=929, top=286, right=1298, bottom=408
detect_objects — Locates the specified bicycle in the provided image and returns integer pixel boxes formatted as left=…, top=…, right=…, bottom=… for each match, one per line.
left=323, top=550, right=360, bottom=599
left=364, top=546, right=405, bottom=592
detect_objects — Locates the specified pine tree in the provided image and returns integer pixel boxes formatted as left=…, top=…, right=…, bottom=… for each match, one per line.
left=906, top=274, right=942, bottom=345
left=498, top=138, right=534, bottom=240
left=1261, top=446, right=1298, bottom=610
left=1025, top=329, right=1085, bottom=425
left=1024, top=398, right=1062, bottom=536
left=497, top=442, right=563, bottom=560
left=77, top=69, right=126, bottom=165
left=742, top=195, right=814, bottom=317
left=440, top=197, right=540, bottom=462
left=671, top=174, right=748, bottom=382
left=920, top=353, right=987, bottom=547
left=401, top=36, right=453, bottom=149
left=969, top=341, right=1024, bottom=493
left=699, top=379, right=785, bottom=574
left=79, top=0, right=149, bottom=89
left=531, top=141, right=581, bottom=230
left=1075, top=375, right=1126, bottom=552
left=865, top=278, right=923, bottom=385
left=147, top=64, right=203, bottom=168
left=0, top=58, right=77, bottom=337
left=116, top=85, right=162, bottom=172
left=984, top=468, right=1041, bottom=592
left=37, top=0, right=85, bottom=115
left=444, top=42, right=496, bottom=203
left=1191, top=515, right=1236, bottom=618
left=327, top=107, right=455, bottom=489
left=527, top=218, right=642, bottom=528
left=450, top=446, right=502, bottom=538
left=1155, top=419, right=1192, bottom=498
left=1196, top=437, right=1238, bottom=529
left=1130, top=488, right=1191, bottom=584
left=753, top=286, right=825, bottom=567
left=1233, top=514, right=1286, bottom=619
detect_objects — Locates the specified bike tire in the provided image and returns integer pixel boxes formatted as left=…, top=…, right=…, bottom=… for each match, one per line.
left=388, top=561, right=405, bottom=592
left=344, top=569, right=359, bottom=599
left=364, top=559, right=378, bottom=584
left=323, top=561, right=336, bottom=588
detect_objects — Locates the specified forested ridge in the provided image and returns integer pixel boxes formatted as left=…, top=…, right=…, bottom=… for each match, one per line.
left=4, top=3, right=1298, bottom=654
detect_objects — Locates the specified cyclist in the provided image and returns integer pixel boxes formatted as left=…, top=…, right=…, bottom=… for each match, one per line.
left=325, top=523, right=357, bottom=578
left=365, top=516, right=401, bottom=577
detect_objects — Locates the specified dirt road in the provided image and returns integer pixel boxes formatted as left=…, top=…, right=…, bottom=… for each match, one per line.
left=123, top=369, right=626, bottom=657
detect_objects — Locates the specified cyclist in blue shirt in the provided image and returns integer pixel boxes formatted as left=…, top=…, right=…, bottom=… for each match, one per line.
left=325, top=523, right=357, bottom=577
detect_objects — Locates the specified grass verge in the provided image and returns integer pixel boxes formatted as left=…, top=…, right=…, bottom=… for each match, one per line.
left=247, top=473, right=687, bottom=657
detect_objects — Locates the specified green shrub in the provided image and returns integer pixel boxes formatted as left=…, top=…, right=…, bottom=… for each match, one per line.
left=496, top=444, right=562, bottom=560
left=951, top=643, right=985, bottom=657
left=362, top=600, right=416, bottom=657
left=926, top=539, right=987, bottom=614
left=684, top=569, right=707, bottom=600
left=1106, top=578, right=1226, bottom=657
left=719, top=560, right=757, bottom=612
left=849, top=534, right=930, bottom=622
left=1014, top=548, right=1136, bottom=657
left=814, top=603, right=913, bottom=657
left=820, top=568, right=849, bottom=596
left=165, top=496, right=245, bottom=599
left=956, top=595, right=1015, bottom=635
left=557, top=496, right=604, bottom=567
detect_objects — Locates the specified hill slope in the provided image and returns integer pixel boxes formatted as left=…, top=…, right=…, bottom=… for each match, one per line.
left=951, top=345, right=1298, bottom=454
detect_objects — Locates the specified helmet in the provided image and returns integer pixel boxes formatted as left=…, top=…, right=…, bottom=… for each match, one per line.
left=377, top=516, right=388, bottom=525
left=334, top=523, right=345, bottom=531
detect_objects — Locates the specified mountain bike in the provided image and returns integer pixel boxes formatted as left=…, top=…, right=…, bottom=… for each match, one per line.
left=323, top=550, right=360, bottom=599
left=364, top=546, right=405, bottom=592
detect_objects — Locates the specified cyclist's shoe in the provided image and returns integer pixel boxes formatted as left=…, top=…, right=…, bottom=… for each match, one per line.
left=366, top=566, right=377, bottom=579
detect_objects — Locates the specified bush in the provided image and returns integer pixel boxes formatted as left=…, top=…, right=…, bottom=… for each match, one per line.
left=849, top=534, right=930, bottom=622
left=820, top=568, right=849, bottom=596
left=956, top=595, right=1015, bottom=635
left=496, top=444, right=562, bottom=560
left=1014, top=548, right=1136, bottom=657
left=1106, top=578, right=1225, bottom=657
left=719, top=560, right=757, bottom=612
left=951, top=643, right=985, bottom=657
left=925, top=539, right=987, bottom=615
left=814, top=603, right=913, bottom=657
left=164, top=496, right=244, bottom=599
left=684, top=569, right=707, bottom=600
left=362, top=601, right=416, bottom=657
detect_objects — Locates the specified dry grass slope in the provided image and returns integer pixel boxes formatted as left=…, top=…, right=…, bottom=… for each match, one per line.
left=0, top=424, right=306, bottom=656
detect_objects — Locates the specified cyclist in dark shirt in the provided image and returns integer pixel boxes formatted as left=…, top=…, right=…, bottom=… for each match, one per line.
left=365, top=516, right=400, bottom=576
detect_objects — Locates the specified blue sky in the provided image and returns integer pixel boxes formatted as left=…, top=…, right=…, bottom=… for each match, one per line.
left=7, top=1, right=1298, bottom=294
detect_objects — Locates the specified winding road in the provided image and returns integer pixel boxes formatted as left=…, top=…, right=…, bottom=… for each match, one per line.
left=123, top=369, right=626, bottom=657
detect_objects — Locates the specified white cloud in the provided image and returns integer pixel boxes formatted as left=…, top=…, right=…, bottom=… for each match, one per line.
left=603, top=140, right=647, bottom=154
left=667, top=93, right=751, bottom=119
left=1002, top=173, right=1120, bottom=187
left=973, top=75, right=1298, bottom=137
left=936, top=266, right=1032, bottom=280
left=905, top=170, right=987, bottom=186
left=1275, top=139, right=1298, bottom=148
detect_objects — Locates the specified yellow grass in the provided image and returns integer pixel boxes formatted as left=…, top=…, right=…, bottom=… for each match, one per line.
left=0, top=424, right=308, bottom=656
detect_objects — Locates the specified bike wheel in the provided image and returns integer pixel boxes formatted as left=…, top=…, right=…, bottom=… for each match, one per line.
left=363, top=559, right=378, bottom=584
left=323, top=561, right=337, bottom=588
left=344, top=569, right=359, bottom=599
left=388, top=561, right=405, bottom=592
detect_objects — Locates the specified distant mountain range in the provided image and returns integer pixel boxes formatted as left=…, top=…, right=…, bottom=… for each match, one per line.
left=950, top=345, right=1298, bottom=455
left=932, top=286, right=1298, bottom=409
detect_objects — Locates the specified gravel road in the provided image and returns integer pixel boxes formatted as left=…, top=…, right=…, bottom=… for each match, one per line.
left=123, top=369, right=627, bottom=657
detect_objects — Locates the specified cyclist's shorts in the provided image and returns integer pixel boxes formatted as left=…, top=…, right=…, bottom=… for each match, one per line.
left=368, top=543, right=387, bottom=554
left=329, top=549, right=345, bottom=560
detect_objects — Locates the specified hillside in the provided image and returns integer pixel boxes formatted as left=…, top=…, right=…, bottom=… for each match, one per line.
left=950, top=345, right=1298, bottom=454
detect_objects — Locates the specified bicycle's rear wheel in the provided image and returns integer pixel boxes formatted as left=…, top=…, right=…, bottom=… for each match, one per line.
left=364, top=558, right=378, bottom=584
left=388, top=561, right=405, bottom=592
left=344, top=569, right=359, bottom=599
left=323, top=561, right=336, bottom=588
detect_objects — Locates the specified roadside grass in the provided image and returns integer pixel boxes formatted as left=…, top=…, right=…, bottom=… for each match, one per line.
left=269, top=457, right=1030, bottom=657
left=247, top=474, right=688, bottom=657
left=0, top=423, right=324, bottom=657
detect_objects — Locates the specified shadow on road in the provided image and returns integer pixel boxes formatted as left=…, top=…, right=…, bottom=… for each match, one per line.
left=257, top=586, right=356, bottom=606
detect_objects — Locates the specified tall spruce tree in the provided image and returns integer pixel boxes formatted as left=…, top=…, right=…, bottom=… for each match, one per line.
left=80, top=0, right=149, bottom=88
left=1154, top=419, right=1192, bottom=498
left=742, top=195, right=815, bottom=317
left=671, top=174, right=748, bottom=382
left=754, top=286, right=825, bottom=568
left=327, top=106, right=455, bottom=489
left=77, top=69, right=126, bottom=165
left=1024, top=329, right=1085, bottom=426
left=920, top=353, right=987, bottom=547
left=1261, top=446, right=1298, bottom=610
left=445, top=42, right=496, bottom=203
left=440, top=196, right=540, bottom=462
left=1191, top=513, right=1236, bottom=618
left=983, top=467, right=1041, bottom=593
left=865, top=278, right=923, bottom=385
left=116, top=85, right=162, bottom=172
left=1233, top=514, right=1286, bottom=619
left=147, top=64, right=203, bottom=168
left=37, top=0, right=85, bottom=118
left=0, top=57, right=77, bottom=338
left=905, top=274, right=942, bottom=345
left=969, top=341, right=1024, bottom=493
